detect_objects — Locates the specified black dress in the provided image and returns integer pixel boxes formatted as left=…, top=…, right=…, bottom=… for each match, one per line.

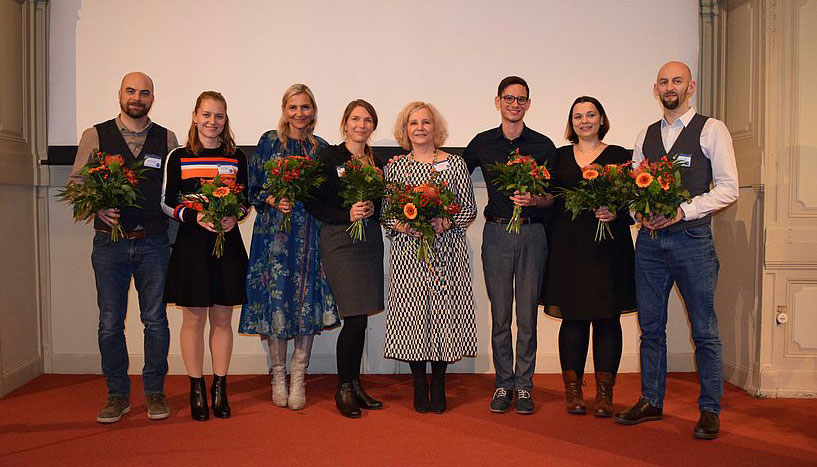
left=543, top=144, right=636, bottom=320
left=304, top=144, right=384, bottom=318
left=162, top=146, right=249, bottom=307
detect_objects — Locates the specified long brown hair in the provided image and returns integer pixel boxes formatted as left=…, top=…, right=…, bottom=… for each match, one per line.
left=277, top=84, right=318, bottom=148
left=186, top=91, right=236, bottom=155
left=340, top=99, right=378, bottom=166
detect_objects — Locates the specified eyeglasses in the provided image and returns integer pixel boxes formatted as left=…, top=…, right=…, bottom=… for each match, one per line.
left=501, top=95, right=529, bottom=105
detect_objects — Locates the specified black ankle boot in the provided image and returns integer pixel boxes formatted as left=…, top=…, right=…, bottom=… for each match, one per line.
left=429, top=374, right=447, bottom=414
left=211, top=374, right=231, bottom=419
left=352, top=378, right=383, bottom=410
left=189, top=376, right=209, bottom=421
left=413, top=375, right=430, bottom=413
left=335, top=382, right=361, bottom=418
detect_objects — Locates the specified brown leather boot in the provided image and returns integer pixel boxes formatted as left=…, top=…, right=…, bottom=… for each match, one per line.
left=562, top=370, right=586, bottom=415
left=593, top=372, right=615, bottom=418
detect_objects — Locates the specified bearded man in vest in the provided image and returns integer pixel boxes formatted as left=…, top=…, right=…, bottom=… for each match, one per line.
left=69, top=72, right=179, bottom=423
left=613, top=61, right=739, bottom=440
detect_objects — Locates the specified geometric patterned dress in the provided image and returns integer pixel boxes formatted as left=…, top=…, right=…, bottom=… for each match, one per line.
left=382, top=153, right=478, bottom=362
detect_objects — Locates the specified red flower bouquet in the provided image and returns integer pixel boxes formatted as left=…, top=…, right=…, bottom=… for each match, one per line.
left=629, top=155, right=690, bottom=238
left=339, top=158, right=385, bottom=242
left=382, top=174, right=460, bottom=263
left=58, top=149, right=144, bottom=241
left=263, top=155, right=325, bottom=233
left=487, top=148, right=551, bottom=233
left=180, top=175, right=246, bottom=258
left=559, top=162, right=633, bottom=242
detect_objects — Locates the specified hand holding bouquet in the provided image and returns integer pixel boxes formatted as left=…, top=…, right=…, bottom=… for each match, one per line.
left=487, top=148, right=551, bottom=233
left=339, top=158, right=385, bottom=242
left=560, top=162, right=633, bottom=242
left=180, top=175, right=246, bottom=258
left=58, top=149, right=144, bottom=241
left=382, top=174, right=461, bottom=263
left=263, top=155, right=325, bottom=233
left=629, top=155, right=690, bottom=238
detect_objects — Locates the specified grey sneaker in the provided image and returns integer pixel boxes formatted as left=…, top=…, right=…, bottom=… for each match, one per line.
left=515, top=389, right=535, bottom=414
left=489, top=387, right=513, bottom=413
left=146, top=393, right=170, bottom=420
left=96, top=396, right=131, bottom=424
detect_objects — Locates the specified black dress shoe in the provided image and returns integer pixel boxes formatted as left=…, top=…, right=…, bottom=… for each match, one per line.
left=211, top=374, right=231, bottom=419
left=694, top=411, right=719, bottom=439
left=614, top=397, right=663, bottom=425
left=189, top=376, right=209, bottom=421
left=335, top=382, right=361, bottom=418
left=351, top=378, right=383, bottom=410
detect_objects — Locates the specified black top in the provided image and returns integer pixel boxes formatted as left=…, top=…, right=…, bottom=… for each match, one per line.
left=462, top=124, right=557, bottom=219
left=95, top=118, right=169, bottom=233
left=161, top=146, right=249, bottom=224
left=305, top=143, right=384, bottom=225
left=543, top=144, right=636, bottom=319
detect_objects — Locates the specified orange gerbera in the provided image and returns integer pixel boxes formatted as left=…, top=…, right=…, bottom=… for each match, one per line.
left=403, top=203, right=418, bottom=220
left=635, top=172, right=654, bottom=188
left=213, top=187, right=230, bottom=198
left=658, top=176, right=670, bottom=190
left=582, top=169, right=599, bottom=180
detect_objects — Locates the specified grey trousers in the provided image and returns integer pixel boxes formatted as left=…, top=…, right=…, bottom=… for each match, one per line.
left=482, top=222, right=547, bottom=391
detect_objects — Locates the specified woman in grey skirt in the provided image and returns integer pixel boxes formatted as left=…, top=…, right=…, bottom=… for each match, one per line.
left=305, top=99, right=385, bottom=418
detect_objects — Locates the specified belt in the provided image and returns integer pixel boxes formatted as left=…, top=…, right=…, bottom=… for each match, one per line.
left=484, top=215, right=544, bottom=225
left=95, top=228, right=150, bottom=239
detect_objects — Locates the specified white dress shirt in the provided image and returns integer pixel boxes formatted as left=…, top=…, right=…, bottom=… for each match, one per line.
left=632, top=106, right=739, bottom=221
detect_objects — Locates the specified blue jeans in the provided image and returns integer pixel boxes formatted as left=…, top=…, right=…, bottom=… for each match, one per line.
left=91, top=231, right=170, bottom=397
left=482, top=222, right=547, bottom=391
left=635, top=224, right=723, bottom=413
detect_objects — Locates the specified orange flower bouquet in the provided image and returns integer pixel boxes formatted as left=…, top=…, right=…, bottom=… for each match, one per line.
left=629, top=155, right=690, bottom=238
left=58, top=149, right=144, bottom=241
left=263, top=155, right=325, bottom=233
left=487, top=148, right=551, bottom=233
left=382, top=174, right=460, bottom=263
left=180, top=175, right=246, bottom=257
left=559, top=162, right=633, bottom=242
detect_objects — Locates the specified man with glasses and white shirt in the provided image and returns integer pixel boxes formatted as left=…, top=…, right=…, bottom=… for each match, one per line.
left=463, top=76, right=556, bottom=414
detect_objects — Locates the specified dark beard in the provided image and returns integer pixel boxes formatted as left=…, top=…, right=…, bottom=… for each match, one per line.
left=661, top=94, right=680, bottom=110
left=121, top=102, right=149, bottom=119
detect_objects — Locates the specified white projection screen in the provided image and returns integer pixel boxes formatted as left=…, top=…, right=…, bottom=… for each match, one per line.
left=49, top=0, right=700, bottom=150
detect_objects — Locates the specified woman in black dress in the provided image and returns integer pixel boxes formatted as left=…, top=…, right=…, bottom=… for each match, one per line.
left=162, top=91, right=249, bottom=421
left=305, top=99, right=385, bottom=418
left=543, top=96, right=636, bottom=417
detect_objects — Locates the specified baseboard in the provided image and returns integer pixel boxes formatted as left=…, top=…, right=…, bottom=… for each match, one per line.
left=49, top=351, right=698, bottom=375
left=756, top=369, right=817, bottom=398
left=1, top=355, right=43, bottom=396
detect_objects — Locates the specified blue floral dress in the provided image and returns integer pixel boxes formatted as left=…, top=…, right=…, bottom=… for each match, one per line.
left=239, top=130, right=339, bottom=338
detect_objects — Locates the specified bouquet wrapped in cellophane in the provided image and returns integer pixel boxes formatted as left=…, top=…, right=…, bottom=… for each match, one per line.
left=58, top=149, right=144, bottom=242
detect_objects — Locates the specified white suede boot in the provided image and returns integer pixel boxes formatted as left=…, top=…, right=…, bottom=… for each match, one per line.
left=269, top=338, right=288, bottom=407
left=288, top=335, right=314, bottom=410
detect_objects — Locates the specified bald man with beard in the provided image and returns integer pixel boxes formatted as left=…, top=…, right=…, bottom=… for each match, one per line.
left=613, top=61, right=738, bottom=439
left=70, top=72, right=179, bottom=423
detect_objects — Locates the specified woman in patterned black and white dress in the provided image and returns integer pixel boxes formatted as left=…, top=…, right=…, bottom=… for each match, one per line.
left=382, top=102, right=477, bottom=414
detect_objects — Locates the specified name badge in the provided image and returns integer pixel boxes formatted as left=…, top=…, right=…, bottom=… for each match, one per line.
left=218, top=165, right=236, bottom=175
left=675, top=154, right=692, bottom=167
left=336, top=166, right=346, bottom=177
left=144, top=156, right=162, bottom=169
left=433, top=159, right=450, bottom=172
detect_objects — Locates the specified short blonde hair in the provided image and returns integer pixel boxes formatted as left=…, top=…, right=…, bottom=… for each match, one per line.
left=393, top=101, right=448, bottom=150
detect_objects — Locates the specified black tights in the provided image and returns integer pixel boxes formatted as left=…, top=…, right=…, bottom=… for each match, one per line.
left=409, top=361, right=448, bottom=379
left=337, top=315, right=367, bottom=383
left=558, top=317, right=622, bottom=377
